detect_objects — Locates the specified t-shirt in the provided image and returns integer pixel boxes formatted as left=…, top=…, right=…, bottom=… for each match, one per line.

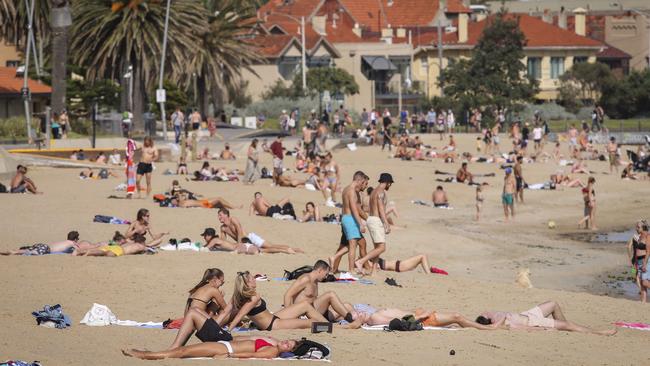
left=172, top=112, right=184, bottom=126
left=270, top=141, right=283, bottom=159
left=533, top=127, right=543, bottom=140
left=522, top=127, right=530, bottom=140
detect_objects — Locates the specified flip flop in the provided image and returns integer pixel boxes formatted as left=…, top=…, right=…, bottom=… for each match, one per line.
left=385, top=277, right=402, bottom=287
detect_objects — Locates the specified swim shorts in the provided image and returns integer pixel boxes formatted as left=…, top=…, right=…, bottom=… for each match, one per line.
left=366, top=216, right=386, bottom=243
left=201, top=199, right=213, bottom=209
left=247, top=233, right=265, bottom=248
left=502, top=193, right=514, bottom=205
left=516, top=177, right=523, bottom=191
left=266, top=205, right=282, bottom=217
left=10, top=184, right=27, bottom=193
left=101, top=245, right=124, bottom=257
left=341, top=214, right=362, bottom=241
left=137, top=162, right=153, bottom=175
left=637, top=259, right=650, bottom=281
left=415, top=309, right=440, bottom=327
left=21, top=243, right=50, bottom=255
left=520, top=306, right=555, bottom=328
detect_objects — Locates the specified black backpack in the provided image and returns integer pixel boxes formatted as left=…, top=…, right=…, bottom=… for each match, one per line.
left=283, top=265, right=313, bottom=280
left=292, top=338, right=330, bottom=359
left=388, top=315, right=423, bottom=331
left=0, top=182, right=6, bottom=193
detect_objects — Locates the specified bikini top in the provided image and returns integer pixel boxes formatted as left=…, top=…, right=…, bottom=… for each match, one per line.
left=248, top=298, right=267, bottom=317
left=254, top=339, right=274, bottom=352
left=633, top=236, right=647, bottom=251
left=186, top=297, right=212, bottom=310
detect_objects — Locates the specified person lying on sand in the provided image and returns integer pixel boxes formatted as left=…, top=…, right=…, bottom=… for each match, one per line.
left=10, top=165, right=42, bottom=194
left=123, top=337, right=301, bottom=360
left=200, top=227, right=259, bottom=254
left=0, top=231, right=97, bottom=255
left=217, top=209, right=302, bottom=254
left=172, top=192, right=241, bottom=210
left=75, top=232, right=163, bottom=257
left=330, top=304, right=498, bottom=330
left=476, top=301, right=616, bottom=335
left=370, top=254, right=445, bottom=275
left=226, top=271, right=364, bottom=331
left=276, top=174, right=309, bottom=188
left=249, top=192, right=292, bottom=217
left=283, top=260, right=355, bottom=323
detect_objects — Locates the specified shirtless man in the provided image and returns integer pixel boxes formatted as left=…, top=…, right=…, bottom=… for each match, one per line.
left=432, top=186, right=449, bottom=207
left=456, top=162, right=474, bottom=184
left=77, top=233, right=163, bottom=257
left=10, top=165, right=41, bottom=194
left=476, top=301, right=616, bottom=335
left=200, top=227, right=259, bottom=254
left=607, top=137, right=619, bottom=174
left=502, top=167, right=516, bottom=221
left=173, top=193, right=240, bottom=210
left=283, top=260, right=355, bottom=323
left=329, top=171, right=369, bottom=273
left=0, top=231, right=95, bottom=255
left=217, top=208, right=302, bottom=254
left=249, top=192, right=290, bottom=217
left=219, top=143, right=236, bottom=160
left=567, top=124, right=578, bottom=156
left=514, top=155, right=524, bottom=203
left=136, top=136, right=159, bottom=197
left=354, top=173, right=393, bottom=274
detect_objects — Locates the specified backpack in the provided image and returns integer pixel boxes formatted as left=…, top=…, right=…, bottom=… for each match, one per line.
left=292, top=339, right=330, bottom=360
left=388, top=315, right=423, bottom=331
left=283, top=265, right=313, bottom=280
left=281, top=202, right=296, bottom=219
left=0, top=182, right=6, bottom=193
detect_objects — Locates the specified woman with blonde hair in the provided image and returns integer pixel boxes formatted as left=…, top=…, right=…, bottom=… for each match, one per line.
left=628, top=220, right=649, bottom=302
left=227, top=271, right=363, bottom=331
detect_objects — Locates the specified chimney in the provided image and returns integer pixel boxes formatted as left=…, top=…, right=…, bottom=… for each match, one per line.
left=352, top=22, right=362, bottom=38
left=558, top=7, right=567, bottom=29
left=573, top=7, right=586, bottom=36
left=458, top=12, right=468, bottom=43
left=312, top=15, right=327, bottom=35
left=542, top=9, right=552, bottom=23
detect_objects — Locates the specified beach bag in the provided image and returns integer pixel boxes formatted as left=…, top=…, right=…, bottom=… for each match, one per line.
left=93, top=214, right=113, bottom=223
left=292, top=339, right=330, bottom=360
left=0, top=182, right=6, bottom=193
left=283, top=265, right=313, bottom=280
left=388, top=315, right=423, bottom=331
left=281, top=202, right=296, bottom=219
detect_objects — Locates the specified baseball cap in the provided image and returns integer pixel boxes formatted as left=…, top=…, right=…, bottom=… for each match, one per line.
left=200, top=228, right=216, bottom=237
left=378, top=173, right=394, bottom=183
left=505, top=167, right=513, bottom=174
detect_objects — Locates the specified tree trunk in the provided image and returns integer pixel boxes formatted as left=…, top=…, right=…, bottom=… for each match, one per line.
left=132, top=66, right=145, bottom=131
left=50, top=26, right=68, bottom=115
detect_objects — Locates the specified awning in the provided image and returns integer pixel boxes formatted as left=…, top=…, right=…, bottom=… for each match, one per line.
left=362, top=56, right=397, bottom=71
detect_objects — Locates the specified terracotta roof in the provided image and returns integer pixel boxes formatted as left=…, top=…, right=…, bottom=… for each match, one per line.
left=259, top=0, right=324, bottom=19
left=249, top=34, right=298, bottom=58
left=418, top=14, right=604, bottom=49
left=0, top=67, right=51, bottom=96
left=597, top=43, right=632, bottom=59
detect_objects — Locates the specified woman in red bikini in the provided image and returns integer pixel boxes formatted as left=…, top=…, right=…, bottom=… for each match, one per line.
left=123, top=336, right=298, bottom=359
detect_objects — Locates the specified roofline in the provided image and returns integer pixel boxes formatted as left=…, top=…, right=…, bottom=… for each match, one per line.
left=416, top=44, right=602, bottom=51
left=0, top=92, right=51, bottom=97
left=267, top=24, right=290, bottom=35
left=308, top=37, right=342, bottom=58
left=331, top=0, right=361, bottom=26
left=308, top=0, right=329, bottom=20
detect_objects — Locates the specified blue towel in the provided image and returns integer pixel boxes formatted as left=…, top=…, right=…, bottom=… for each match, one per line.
left=32, top=304, right=71, bottom=329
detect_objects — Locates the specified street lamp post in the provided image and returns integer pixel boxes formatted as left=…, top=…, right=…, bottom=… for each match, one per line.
left=157, top=0, right=172, bottom=141
left=22, top=0, right=36, bottom=144
left=268, top=12, right=307, bottom=93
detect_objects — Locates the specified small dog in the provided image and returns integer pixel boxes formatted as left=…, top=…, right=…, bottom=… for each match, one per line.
left=516, top=268, right=533, bottom=289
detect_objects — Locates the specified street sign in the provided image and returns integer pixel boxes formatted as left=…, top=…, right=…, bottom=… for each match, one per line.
left=156, top=88, right=166, bottom=103
left=21, top=87, right=30, bottom=100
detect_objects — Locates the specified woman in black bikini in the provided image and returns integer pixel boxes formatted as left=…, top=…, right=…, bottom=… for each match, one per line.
left=227, top=271, right=362, bottom=331
left=168, top=269, right=230, bottom=349
left=125, top=208, right=167, bottom=240
left=628, top=220, right=649, bottom=302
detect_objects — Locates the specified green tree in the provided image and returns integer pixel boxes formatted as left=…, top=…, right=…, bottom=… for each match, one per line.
left=600, top=69, right=650, bottom=118
left=301, top=67, right=359, bottom=98
left=262, top=79, right=298, bottom=100
left=70, top=0, right=206, bottom=130
left=558, top=62, right=614, bottom=107
left=442, top=10, right=538, bottom=119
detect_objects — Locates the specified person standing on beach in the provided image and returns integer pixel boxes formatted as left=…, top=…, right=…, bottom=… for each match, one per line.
left=125, top=136, right=137, bottom=198
left=502, top=168, right=515, bottom=221
left=607, top=137, right=619, bottom=174
left=578, top=177, right=597, bottom=230
left=514, top=155, right=525, bottom=203
left=243, top=139, right=260, bottom=184
left=136, top=136, right=158, bottom=198
left=171, top=107, right=185, bottom=144
left=354, top=173, right=393, bottom=274
left=270, top=136, right=284, bottom=186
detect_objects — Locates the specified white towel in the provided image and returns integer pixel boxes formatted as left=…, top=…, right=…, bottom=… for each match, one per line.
left=362, top=324, right=461, bottom=331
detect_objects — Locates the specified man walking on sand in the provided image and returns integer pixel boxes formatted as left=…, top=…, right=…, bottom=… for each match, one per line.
left=283, top=260, right=356, bottom=323
left=136, top=136, right=158, bottom=198
left=514, top=155, right=525, bottom=203
left=354, top=173, right=393, bottom=274
left=502, top=167, right=515, bottom=221
left=329, top=171, right=369, bottom=273
left=270, top=136, right=284, bottom=186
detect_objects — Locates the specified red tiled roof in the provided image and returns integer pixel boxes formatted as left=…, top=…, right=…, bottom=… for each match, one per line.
left=259, top=0, right=324, bottom=19
left=249, top=34, right=298, bottom=58
left=597, top=44, right=631, bottom=59
left=418, top=14, right=604, bottom=49
left=0, top=67, right=51, bottom=96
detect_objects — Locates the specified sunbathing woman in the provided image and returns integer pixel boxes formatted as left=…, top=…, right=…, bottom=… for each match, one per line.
left=299, top=202, right=321, bottom=222
left=550, top=173, right=584, bottom=188
left=173, top=192, right=241, bottom=209
left=124, top=336, right=300, bottom=360
left=226, top=271, right=364, bottom=331
left=371, top=254, right=444, bottom=275
left=76, top=232, right=163, bottom=257
left=125, top=208, right=167, bottom=241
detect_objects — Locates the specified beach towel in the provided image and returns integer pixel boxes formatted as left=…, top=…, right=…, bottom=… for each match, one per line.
left=613, top=321, right=650, bottom=331
left=93, top=215, right=131, bottom=225
left=1, top=361, right=41, bottom=366
left=80, top=303, right=163, bottom=329
left=159, top=242, right=209, bottom=252
left=32, top=304, right=71, bottom=329
left=361, top=325, right=461, bottom=331
left=411, top=200, right=453, bottom=209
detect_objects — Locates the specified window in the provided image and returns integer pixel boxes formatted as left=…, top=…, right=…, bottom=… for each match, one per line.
left=5, top=60, right=20, bottom=67
left=527, top=57, right=541, bottom=79
left=278, top=57, right=300, bottom=80
left=550, top=57, right=565, bottom=79
left=307, top=56, right=330, bottom=68
left=573, top=56, right=588, bottom=64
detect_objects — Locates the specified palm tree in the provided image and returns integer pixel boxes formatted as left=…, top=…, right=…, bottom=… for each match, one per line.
left=50, top=0, right=71, bottom=115
left=190, top=0, right=262, bottom=116
left=69, top=0, right=206, bottom=130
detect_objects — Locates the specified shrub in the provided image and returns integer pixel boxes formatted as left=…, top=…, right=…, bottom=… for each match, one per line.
left=0, top=117, right=39, bottom=138
left=521, top=103, right=576, bottom=121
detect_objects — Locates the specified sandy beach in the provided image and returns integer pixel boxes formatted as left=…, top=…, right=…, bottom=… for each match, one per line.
left=1, top=133, right=649, bottom=365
